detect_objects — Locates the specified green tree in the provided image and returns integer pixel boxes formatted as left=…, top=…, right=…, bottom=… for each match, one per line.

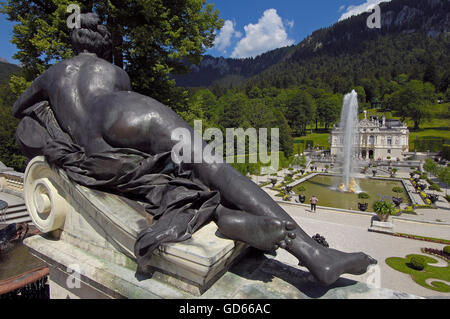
left=424, top=159, right=438, bottom=177
left=270, top=109, right=293, bottom=157
left=0, top=83, right=26, bottom=171
left=188, top=89, right=218, bottom=124
left=437, top=166, right=450, bottom=196
left=243, top=97, right=293, bottom=157
left=278, top=88, right=315, bottom=136
left=423, top=62, right=440, bottom=88
left=217, top=91, right=248, bottom=129
left=316, top=92, right=341, bottom=130
left=386, top=80, right=435, bottom=130
left=1, top=0, right=224, bottom=110
left=354, top=86, right=367, bottom=108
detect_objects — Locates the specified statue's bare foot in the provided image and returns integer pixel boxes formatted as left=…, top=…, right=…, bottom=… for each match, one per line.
left=217, top=212, right=297, bottom=251
left=302, top=248, right=377, bottom=285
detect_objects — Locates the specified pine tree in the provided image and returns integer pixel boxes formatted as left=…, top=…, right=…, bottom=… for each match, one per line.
left=1, top=0, right=223, bottom=110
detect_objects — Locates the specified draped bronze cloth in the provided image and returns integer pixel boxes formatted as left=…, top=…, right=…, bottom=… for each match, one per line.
left=16, top=101, right=220, bottom=268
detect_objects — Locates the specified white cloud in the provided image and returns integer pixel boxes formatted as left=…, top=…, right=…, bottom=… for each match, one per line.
left=339, top=0, right=391, bottom=21
left=231, top=9, right=294, bottom=59
left=214, top=20, right=239, bottom=52
left=338, top=5, right=346, bottom=12
left=286, top=19, right=294, bottom=29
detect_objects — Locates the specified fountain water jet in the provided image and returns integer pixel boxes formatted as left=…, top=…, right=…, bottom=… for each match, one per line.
left=337, top=90, right=360, bottom=193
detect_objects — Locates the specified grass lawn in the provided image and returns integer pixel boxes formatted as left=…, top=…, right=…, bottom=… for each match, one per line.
left=385, top=253, right=450, bottom=293
left=294, top=132, right=331, bottom=151
left=409, top=128, right=450, bottom=151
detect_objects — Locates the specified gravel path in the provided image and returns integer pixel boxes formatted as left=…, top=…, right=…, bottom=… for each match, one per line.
left=273, top=202, right=450, bottom=298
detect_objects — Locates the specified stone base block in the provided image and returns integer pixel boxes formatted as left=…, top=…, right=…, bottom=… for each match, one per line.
left=368, top=219, right=395, bottom=234
left=25, top=222, right=248, bottom=297
left=24, top=234, right=421, bottom=299
left=23, top=157, right=248, bottom=296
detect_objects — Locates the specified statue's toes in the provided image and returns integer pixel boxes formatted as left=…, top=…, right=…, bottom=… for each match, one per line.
left=367, top=255, right=377, bottom=265
left=288, top=232, right=296, bottom=239
left=284, top=221, right=296, bottom=231
left=279, top=240, right=287, bottom=249
left=285, top=238, right=293, bottom=246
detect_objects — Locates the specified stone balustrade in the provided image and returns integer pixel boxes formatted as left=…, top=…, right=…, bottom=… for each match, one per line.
left=0, top=172, right=24, bottom=196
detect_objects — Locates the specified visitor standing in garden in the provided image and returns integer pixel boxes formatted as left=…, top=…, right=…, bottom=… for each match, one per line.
left=310, top=195, right=318, bottom=213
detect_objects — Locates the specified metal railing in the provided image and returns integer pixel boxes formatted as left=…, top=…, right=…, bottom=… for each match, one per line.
left=0, top=200, right=7, bottom=223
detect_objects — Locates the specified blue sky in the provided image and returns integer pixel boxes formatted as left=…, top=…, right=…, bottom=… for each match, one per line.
left=0, top=0, right=391, bottom=64
left=206, top=0, right=391, bottom=58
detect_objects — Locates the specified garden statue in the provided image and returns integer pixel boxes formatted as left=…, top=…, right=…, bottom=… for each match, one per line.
left=13, top=13, right=376, bottom=286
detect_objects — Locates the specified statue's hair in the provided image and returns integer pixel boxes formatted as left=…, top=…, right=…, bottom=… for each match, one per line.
left=71, top=13, right=112, bottom=61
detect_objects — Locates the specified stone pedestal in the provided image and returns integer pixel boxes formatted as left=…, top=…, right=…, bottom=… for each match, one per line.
left=25, top=223, right=248, bottom=298
left=368, top=217, right=395, bottom=234
left=24, top=234, right=421, bottom=299
left=23, top=157, right=247, bottom=297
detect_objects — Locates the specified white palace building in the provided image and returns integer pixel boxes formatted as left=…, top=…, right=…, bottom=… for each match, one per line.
left=330, top=112, right=410, bottom=161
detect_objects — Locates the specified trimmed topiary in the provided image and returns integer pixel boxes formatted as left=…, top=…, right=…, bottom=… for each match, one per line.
left=358, top=192, right=370, bottom=199
left=444, top=246, right=450, bottom=256
left=409, top=256, right=426, bottom=271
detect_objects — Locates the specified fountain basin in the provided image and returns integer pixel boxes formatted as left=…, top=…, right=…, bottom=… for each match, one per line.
left=292, top=175, right=410, bottom=212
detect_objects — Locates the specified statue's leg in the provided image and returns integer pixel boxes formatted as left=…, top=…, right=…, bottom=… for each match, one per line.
left=208, top=166, right=377, bottom=285
left=99, top=94, right=377, bottom=285
left=214, top=204, right=297, bottom=252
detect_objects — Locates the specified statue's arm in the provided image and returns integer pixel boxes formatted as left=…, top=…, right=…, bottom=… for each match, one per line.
left=12, top=73, right=49, bottom=118
left=118, top=68, right=132, bottom=91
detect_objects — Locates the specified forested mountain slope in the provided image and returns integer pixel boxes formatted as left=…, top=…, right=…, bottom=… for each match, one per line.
left=176, top=0, right=450, bottom=99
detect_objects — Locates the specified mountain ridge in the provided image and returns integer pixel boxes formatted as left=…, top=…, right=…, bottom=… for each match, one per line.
left=175, top=0, right=450, bottom=91
left=0, top=61, right=20, bottom=85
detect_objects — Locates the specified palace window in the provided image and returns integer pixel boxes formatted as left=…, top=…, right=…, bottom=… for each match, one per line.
left=387, top=137, right=392, bottom=145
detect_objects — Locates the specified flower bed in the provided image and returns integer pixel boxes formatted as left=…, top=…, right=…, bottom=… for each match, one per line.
left=392, top=206, right=417, bottom=216
left=258, top=181, right=271, bottom=188
left=394, top=233, right=450, bottom=245
left=413, top=204, right=435, bottom=209
left=425, top=178, right=442, bottom=192
left=421, top=248, right=450, bottom=263
left=419, top=192, right=432, bottom=205
left=386, top=253, right=450, bottom=293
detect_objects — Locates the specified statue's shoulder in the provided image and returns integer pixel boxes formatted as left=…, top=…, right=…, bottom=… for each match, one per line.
left=75, top=54, right=126, bottom=74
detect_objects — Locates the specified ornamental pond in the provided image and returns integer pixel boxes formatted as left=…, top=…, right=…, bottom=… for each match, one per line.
left=292, top=175, right=411, bottom=212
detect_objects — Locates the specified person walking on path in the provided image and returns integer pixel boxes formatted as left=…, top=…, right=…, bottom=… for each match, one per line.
left=310, top=195, right=318, bottom=213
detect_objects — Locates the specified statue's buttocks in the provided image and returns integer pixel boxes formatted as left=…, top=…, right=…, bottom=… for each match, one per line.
left=50, top=54, right=132, bottom=146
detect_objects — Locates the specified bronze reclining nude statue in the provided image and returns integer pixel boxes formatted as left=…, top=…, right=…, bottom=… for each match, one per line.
left=13, top=13, right=376, bottom=286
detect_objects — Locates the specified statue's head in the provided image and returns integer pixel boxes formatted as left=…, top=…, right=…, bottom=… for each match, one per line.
left=71, top=12, right=112, bottom=61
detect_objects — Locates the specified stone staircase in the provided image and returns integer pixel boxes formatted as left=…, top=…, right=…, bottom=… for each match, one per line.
left=0, top=166, right=32, bottom=225
left=0, top=202, right=32, bottom=225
